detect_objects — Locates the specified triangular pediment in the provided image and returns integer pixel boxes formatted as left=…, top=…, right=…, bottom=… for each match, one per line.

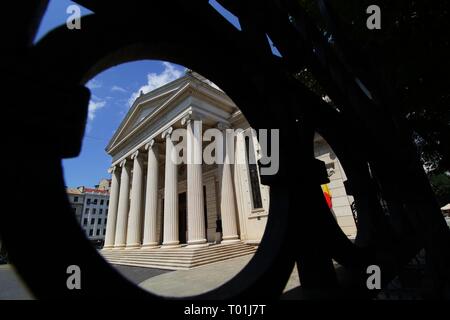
left=106, top=72, right=237, bottom=155
left=106, top=77, right=190, bottom=152
left=118, top=93, right=173, bottom=139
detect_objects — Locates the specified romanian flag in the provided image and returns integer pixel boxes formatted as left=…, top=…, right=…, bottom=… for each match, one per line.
left=321, top=184, right=332, bottom=209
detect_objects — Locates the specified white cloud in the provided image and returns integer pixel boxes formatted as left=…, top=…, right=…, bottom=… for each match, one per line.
left=88, top=100, right=106, bottom=121
left=128, top=62, right=183, bottom=107
left=111, top=85, right=127, bottom=93
left=86, top=79, right=102, bottom=90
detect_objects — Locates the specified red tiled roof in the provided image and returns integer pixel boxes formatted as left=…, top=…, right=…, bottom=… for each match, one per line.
left=84, top=188, right=109, bottom=194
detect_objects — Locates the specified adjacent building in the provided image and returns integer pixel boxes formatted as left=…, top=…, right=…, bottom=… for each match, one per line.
left=79, top=187, right=110, bottom=246
left=67, top=188, right=84, bottom=225
left=66, top=181, right=111, bottom=247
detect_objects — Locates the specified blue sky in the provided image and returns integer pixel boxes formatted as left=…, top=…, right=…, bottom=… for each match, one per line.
left=37, top=1, right=279, bottom=188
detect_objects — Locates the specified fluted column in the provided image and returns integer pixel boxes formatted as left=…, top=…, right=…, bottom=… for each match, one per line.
left=183, top=115, right=207, bottom=247
left=126, top=150, right=144, bottom=249
left=114, top=159, right=131, bottom=249
left=103, top=165, right=120, bottom=249
left=218, top=123, right=240, bottom=243
left=162, top=127, right=180, bottom=247
left=142, top=140, right=159, bottom=248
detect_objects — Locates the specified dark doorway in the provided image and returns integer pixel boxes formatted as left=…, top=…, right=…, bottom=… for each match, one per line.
left=179, top=192, right=187, bottom=243
left=161, top=189, right=207, bottom=244
left=203, top=186, right=208, bottom=230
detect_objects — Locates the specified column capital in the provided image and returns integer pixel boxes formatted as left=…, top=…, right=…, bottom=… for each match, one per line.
left=119, top=159, right=128, bottom=167
left=217, top=122, right=231, bottom=131
left=108, top=166, right=117, bottom=174
left=161, top=127, right=173, bottom=140
left=131, top=150, right=140, bottom=160
left=181, top=111, right=203, bottom=126
left=145, top=139, right=155, bottom=150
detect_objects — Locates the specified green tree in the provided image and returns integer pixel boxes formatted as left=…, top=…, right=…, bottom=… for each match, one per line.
left=429, top=173, right=450, bottom=207
left=296, top=0, right=450, bottom=174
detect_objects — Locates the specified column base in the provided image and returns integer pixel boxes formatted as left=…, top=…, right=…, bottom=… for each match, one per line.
left=162, top=240, right=181, bottom=248
left=141, top=243, right=160, bottom=249
left=221, top=236, right=240, bottom=245
left=113, top=244, right=126, bottom=250
left=125, top=243, right=141, bottom=249
left=102, top=245, right=114, bottom=250
left=186, top=241, right=209, bottom=248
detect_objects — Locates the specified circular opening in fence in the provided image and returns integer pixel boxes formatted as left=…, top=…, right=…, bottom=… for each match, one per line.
left=64, top=60, right=275, bottom=297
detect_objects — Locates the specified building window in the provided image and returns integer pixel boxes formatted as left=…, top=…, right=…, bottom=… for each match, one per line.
left=85, top=208, right=89, bottom=214
left=99, top=209, right=103, bottom=215
left=83, top=218, right=87, bottom=226
left=87, top=198, right=91, bottom=205
left=106, top=209, right=108, bottom=215
left=105, top=218, right=107, bottom=225
left=98, top=218, right=102, bottom=224
left=103, top=229, right=106, bottom=235
left=93, top=208, right=96, bottom=214
left=93, top=199, right=98, bottom=205
left=74, top=196, right=78, bottom=202
left=107, top=200, right=109, bottom=206
left=91, top=218, right=95, bottom=225
left=246, top=137, right=263, bottom=209
left=89, top=229, right=93, bottom=236
left=96, top=229, right=100, bottom=236
left=100, top=199, right=104, bottom=205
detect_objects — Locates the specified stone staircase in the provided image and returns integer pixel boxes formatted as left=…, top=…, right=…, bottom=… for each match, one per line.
left=100, top=242, right=257, bottom=270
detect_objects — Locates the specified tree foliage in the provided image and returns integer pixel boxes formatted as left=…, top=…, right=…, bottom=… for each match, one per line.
left=297, top=0, right=450, bottom=174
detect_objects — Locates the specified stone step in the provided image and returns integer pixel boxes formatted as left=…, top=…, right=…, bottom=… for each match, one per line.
left=102, top=246, right=255, bottom=261
left=109, top=261, right=190, bottom=270
left=102, top=249, right=255, bottom=260
left=190, top=251, right=257, bottom=267
left=101, top=243, right=247, bottom=255
left=102, top=242, right=257, bottom=270
left=107, top=251, right=255, bottom=270
left=103, top=249, right=256, bottom=265
left=101, top=246, right=256, bottom=260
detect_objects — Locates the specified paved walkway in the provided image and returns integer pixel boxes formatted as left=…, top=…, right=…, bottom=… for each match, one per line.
left=0, top=264, right=171, bottom=300
left=0, top=255, right=301, bottom=299
left=139, top=254, right=301, bottom=297
left=0, top=265, right=34, bottom=300
left=113, top=265, right=172, bottom=284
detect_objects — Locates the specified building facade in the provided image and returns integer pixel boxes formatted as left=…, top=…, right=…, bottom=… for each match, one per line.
left=66, top=184, right=110, bottom=246
left=314, top=134, right=357, bottom=237
left=95, top=178, right=112, bottom=191
left=67, top=188, right=84, bottom=225
left=103, top=71, right=356, bottom=251
left=79, top=187, right=110, bottom=245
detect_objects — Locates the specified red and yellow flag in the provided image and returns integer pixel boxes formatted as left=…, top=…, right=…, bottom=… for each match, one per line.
left=321, top=184, right=332, bottom=209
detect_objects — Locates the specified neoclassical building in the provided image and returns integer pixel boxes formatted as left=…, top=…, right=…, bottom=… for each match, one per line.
left=103, top=71, right=271, bottom=252
left=102, top=71, right=357, bottom=257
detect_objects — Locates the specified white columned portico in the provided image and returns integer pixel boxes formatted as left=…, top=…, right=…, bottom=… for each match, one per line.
left=126, top=150, right=144, bottom=249
left=114, top=159, right=131, bottom=249
left=162, top=127, right=180, bottom=247
left=218, top=123, right=240, bottom=243
left=183, top=114, right=207, bottom=247
left=103, top=166, right=120, bottom=249
left=142, top=140, right=160, bottom=248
